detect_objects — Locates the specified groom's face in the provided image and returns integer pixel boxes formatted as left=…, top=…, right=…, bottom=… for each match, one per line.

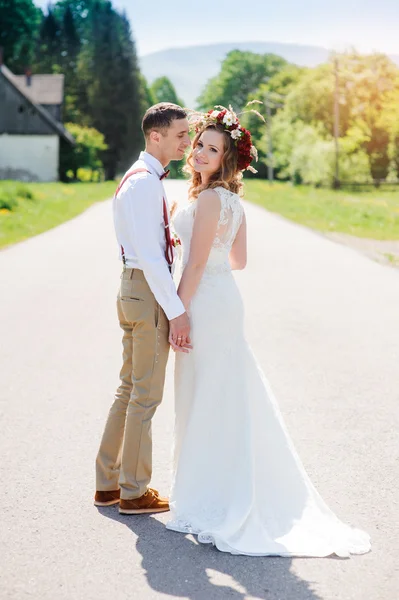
left=160, top=118, right=191, bottom=161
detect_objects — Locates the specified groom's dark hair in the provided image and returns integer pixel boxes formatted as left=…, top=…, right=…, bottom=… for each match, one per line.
left=142, top=102, right=187, bottom=138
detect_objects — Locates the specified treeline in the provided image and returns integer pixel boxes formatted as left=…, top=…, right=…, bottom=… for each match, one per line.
left=198, top=50, right=399, bottom=187
left=0, top=0, right=183, bottom=180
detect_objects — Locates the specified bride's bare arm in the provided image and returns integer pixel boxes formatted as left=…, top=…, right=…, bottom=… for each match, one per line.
left=177, top=190, right=220, bottom=310
left=229, top=212, right=247, bottom=270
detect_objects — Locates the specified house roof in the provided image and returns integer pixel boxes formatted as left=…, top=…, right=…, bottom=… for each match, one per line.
left=0, top=65, right=74, bottom=145
left=12, top=74, right=64, bottom=105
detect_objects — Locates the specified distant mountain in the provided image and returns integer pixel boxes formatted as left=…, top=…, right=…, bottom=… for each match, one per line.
left=139, top=41, right=399, bottom=108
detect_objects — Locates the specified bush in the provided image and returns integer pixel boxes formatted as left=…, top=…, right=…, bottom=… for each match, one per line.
left=0, top=191, right=18, bottom=211
left=0, top=183, right=36, bottom=211
left=60, top=123, right=108, bottom=182
left=15, top=185, right=35, bottom=200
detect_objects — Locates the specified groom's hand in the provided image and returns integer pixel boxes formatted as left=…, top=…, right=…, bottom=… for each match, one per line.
left=169, top=312, right=192, bottom=353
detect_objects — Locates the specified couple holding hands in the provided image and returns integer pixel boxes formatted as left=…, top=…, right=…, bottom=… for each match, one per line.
left=94, top=101, right=370, bottom=558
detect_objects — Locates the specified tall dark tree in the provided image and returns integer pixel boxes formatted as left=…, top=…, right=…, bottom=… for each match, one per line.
left=0, top=0, right=41, bottom=72
left=61, top=5, right=80, bottom=70
left=35, top=9, right=62, bottom=72
left=54, top=0, right=104, bottom=39
left=59, top=5, right=81, bottom=121
left=78, top=2, right=142, bottom=178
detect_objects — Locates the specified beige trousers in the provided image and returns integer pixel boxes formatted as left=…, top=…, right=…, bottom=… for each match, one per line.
left=96, top=268, right=170, bottom=499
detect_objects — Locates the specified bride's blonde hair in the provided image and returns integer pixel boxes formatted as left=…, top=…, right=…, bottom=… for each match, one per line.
left=184, top=123, right=243, bottom=201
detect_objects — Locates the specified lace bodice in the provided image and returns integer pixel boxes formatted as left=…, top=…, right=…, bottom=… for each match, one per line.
left=173, top=186, right=244, bottom=276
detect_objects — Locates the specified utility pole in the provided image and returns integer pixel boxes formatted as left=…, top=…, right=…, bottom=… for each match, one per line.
left=333, top=56, right=340, bottom=189
left=266, top=93, right=273, bottom=183
left=263, top=89, right=283, bottom=183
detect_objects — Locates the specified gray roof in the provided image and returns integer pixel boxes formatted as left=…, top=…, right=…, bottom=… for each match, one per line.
left=12, top=74, right=64, bottom=105
left=0, top=65, right=74, bottom=145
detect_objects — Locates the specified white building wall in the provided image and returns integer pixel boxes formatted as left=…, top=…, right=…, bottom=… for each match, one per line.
left=0, top=134, right=59, bottom=181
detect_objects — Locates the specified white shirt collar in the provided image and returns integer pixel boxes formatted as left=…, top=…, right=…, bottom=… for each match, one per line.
left=139, top=151, right=167, bottom=179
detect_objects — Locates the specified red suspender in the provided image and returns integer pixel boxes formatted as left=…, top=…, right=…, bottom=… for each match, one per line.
left=114, top=168, right=174, bottom=267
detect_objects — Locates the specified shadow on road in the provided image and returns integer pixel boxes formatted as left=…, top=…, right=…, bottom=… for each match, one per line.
left=100, top=507, right=324, bottom=600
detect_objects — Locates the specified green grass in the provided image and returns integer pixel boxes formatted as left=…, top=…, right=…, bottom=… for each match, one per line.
left=0, top=181, right=116, bottom=249
left=244, top=180, right=399, bottom=240
left=2, top=179, right=399, bottom=250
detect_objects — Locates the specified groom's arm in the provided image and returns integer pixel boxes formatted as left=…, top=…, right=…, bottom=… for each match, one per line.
left=124, top=176, right=186, bottom=321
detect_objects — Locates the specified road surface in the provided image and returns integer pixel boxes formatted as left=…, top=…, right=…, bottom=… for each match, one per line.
left=1, top=180, right=398, bottom=599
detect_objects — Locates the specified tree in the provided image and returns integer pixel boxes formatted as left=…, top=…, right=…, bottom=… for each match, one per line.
left=35, top=9, right=63, bottom=73
left=60, top=122, right=107, bottom=180
left=53, top=0, right=105, bottom=38
left=242, top=65, right=306, bottom=179
left=150, top=76, right=184, bottom=106
left=138, top=73, right=155, bottom=115
left=61, top=5, right=80, bottom=74
left=379, top=83, right=399, bottom=178
left=0, top=0, right=41, bottom=72
left=267, top=53, right=399, bottom=184
left=197, top=50, right=287, bottom=112
left=78, top=2, right=142, bottom=179
left=58, top=4, right=81, bottom=121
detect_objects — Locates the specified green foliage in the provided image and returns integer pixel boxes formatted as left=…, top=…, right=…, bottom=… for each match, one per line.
left=77, top=2, right=142, bottom=178
left=150, top=76, right=184, bottom=107
left=2, top=0, right=146, bottom=175
left=197, top=50, right=287, bottom=111
left=35, top=8, right=62, bottom=72
left=0, top=0, right=42, bottom=72
left=15, top=184, right=35, bottom=200
left=0, top=183, right=36, bottom=211
left=242, top=51, right=399, bottom=186
left=138, top=73, right=155, bottom=116
left=60, top=123, right=107, bottom=181
left=147, top=76, right=186, bottom=179
left=288, top=125, right=333, bottom=186
left=0, top=191, right=18, bottom=211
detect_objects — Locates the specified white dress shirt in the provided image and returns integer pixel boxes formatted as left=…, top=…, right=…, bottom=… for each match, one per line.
left=113, top=151, right=185, bottom=320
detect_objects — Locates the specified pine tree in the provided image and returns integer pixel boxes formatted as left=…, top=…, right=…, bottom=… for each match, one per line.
left=61, top=5, right=80, bottom=73
left=35, top=9, right=62, bottom=73
left=59, top=5, right=81, bottom=121
left=78, top=1, right=142, bottom=179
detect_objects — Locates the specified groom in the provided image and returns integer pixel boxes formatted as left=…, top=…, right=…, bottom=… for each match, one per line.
left=94, top=103, right=191, bottom=514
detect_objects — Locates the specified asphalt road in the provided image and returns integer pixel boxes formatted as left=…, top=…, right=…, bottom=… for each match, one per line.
left=1, top=180, right=398, bottom=600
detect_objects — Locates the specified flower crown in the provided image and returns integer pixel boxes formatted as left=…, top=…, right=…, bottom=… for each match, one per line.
left=188, top=101, right=264, bottom=173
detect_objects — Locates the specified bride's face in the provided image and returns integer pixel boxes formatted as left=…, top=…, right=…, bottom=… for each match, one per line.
left=192, top=129, right=224, bottom=176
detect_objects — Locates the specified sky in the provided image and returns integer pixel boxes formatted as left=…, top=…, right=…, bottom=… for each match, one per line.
left=36, top=0, right=399, bottom=57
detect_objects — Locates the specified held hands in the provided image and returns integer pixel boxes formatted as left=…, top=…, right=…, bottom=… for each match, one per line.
left=169, top=312, right=192, bottom=353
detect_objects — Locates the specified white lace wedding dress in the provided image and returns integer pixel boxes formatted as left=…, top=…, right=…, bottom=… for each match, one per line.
left=166, top=186, right=371, bottom=557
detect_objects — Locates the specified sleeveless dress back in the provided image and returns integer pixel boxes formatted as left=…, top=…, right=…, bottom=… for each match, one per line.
left=166, top=186, right=371, bottom=557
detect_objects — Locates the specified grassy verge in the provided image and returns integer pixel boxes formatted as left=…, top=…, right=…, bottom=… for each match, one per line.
left=244, top=180, right=399, bottom=240
left=0, top=181, right=116, bottom=249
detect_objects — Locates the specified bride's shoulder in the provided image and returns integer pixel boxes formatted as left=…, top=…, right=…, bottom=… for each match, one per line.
left=197, top=188, right=221, bottom=205
left=213, top=186, right=242, bottom=206
left=195, top=187, right=242, bottom=214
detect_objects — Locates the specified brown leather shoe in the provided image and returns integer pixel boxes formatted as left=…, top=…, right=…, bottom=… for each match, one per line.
left=94, top=489, right=120, bottom=506
left=119, top=488, right=169, bottom=514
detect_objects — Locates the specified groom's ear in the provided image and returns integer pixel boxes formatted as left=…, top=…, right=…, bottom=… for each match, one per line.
left=149, top=129, right=164, bottom=145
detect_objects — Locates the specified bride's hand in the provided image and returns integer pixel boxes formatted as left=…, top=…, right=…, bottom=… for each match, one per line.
left=168, top=331, right=192, bottom=353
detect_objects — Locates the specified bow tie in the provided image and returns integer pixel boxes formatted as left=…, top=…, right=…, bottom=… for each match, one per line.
left=160, top=169, right=170, bottom=180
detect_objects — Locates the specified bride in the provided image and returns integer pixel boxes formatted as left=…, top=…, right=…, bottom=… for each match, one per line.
left=165, top=105, right=371, bottom=558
